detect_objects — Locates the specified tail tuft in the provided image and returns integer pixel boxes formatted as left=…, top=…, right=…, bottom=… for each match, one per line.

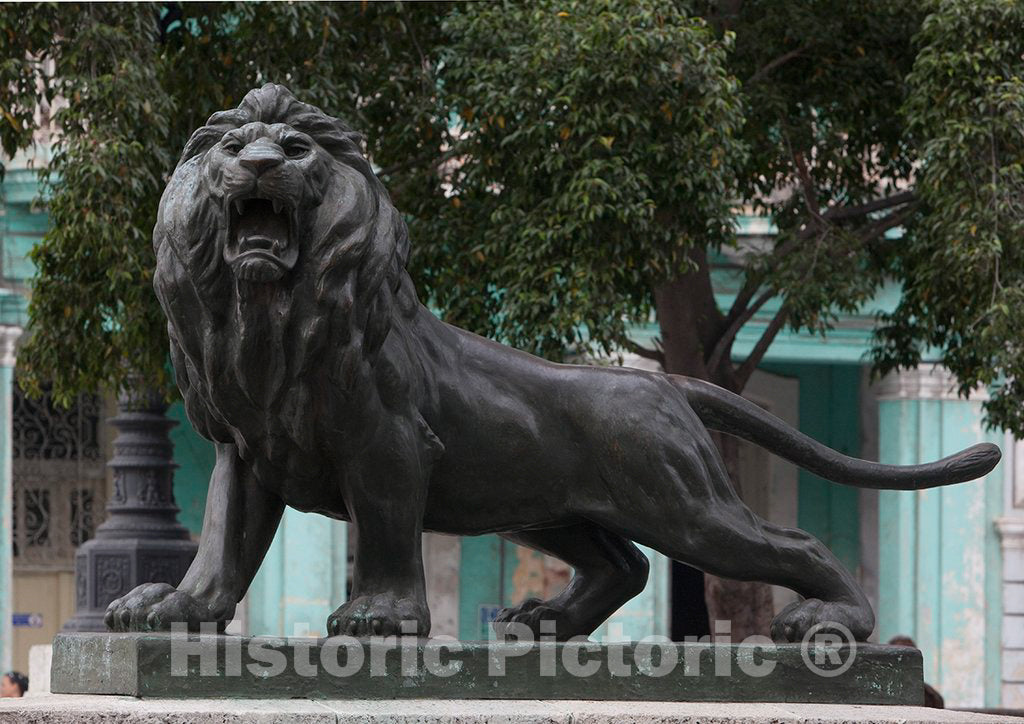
left=947, top=443, right=1001, bottom=479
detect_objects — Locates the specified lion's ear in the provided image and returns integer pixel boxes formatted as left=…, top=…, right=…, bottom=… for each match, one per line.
left=178, top=110, right=249, bottom=165
left=179, top=126, right=225, bottom=165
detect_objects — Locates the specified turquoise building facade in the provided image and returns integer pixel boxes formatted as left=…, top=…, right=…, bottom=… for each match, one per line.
left=1, top=155, right=1021, bottom=708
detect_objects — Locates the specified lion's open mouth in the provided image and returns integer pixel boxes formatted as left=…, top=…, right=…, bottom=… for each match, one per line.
left=224, top=196, right=299, bottom=282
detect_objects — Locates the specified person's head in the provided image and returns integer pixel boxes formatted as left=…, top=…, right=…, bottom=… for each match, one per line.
left=1, top=671, right=27, bottom=697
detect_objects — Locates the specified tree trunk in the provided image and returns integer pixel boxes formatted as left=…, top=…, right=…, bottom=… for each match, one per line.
left=703, top=433, right=775, bottom=642
left=653, top=248, right=774, bottom=643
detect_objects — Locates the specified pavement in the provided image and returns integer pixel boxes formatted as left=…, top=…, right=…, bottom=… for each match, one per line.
left=1, top=695, right=1021, bottom=723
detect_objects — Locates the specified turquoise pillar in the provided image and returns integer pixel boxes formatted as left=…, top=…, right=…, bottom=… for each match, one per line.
left=877, top=367, right=1004, bottom=707
left=248, top=508, right=347, bottom=636
left=458, top=535, right=503, bottom=640
left=167, top=402, right=216, bottom=537
left=0, top=325, right=21, bottom=671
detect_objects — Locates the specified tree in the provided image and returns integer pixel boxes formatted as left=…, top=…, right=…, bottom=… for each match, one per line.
left=402, top=2, right=745, bottom=363
left=404, top=0, right=925, bottom=390
left=872, top=0, right=1024, bottom=438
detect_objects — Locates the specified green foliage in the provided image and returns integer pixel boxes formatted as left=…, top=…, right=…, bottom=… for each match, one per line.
left=723, top=0, right=925, bottom=333
left=0, top=5, right=60, bottom=168
left=407, top=0, right=745, bottom=359
left=4, top=1, right=1024, bottom=435
left=17, top=6, right=174, bottom=404
left=0, top=2, right=445, bottom=404
left=874, top=0, right=1024, bottom=434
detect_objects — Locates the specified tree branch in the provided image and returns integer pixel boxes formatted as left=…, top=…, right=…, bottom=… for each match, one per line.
left=721, top=227, right=805, bottom=335
left=735, top=305, right=790, bottom=388
left=719, top=190, right=916, bottom=388
left=399, top=1, right=431, bottom=95
left=377, top=147, right=457, bottom=178
left=707, top=287, right=775, bottom=373
left=746, top=45, right=811, bottom=86
left=722, top=276, right=760, bottom=334
left=855, top=200, right=919, bottom=244
left=822, top=190, right=916, bottom=223
left=727, top=199, right=914, bottom=389
left=624, top=338, right=665, bottom=367
left=791, top=149, right=825, bottom=223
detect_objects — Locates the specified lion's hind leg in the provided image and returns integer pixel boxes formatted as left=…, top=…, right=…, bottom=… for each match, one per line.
left=493, top=523, right=649, bottom=642
left=589, top=429, right=875, bottom=642
left=679, top=515, right=876, bottom=643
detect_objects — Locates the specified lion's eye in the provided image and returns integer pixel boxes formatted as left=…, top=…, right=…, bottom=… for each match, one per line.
left=222, top=139, right=243, bottom=155
left=284, top=142, right=309, bottom=159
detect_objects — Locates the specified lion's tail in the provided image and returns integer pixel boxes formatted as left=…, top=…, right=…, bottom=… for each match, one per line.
left=675, top=376, right=1000, bottom=490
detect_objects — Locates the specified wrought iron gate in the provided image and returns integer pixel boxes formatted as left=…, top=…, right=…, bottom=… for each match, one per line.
left=11, top=382, right=107, bottom=571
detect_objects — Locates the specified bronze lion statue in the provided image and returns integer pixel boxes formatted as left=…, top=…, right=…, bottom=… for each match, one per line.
left=105, top=84, right=1000, bottom=642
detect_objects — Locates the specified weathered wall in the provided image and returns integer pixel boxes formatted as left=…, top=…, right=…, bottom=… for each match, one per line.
left=877, top=367, right=1004, bottom=708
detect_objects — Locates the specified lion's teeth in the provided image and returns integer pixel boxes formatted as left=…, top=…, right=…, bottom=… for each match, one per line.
left=272, top=199, right=283, bottom=215
left=234, top=199, right=245, bottom=215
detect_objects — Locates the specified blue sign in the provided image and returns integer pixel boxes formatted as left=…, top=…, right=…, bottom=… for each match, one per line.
left=12, top=612, right=43, bottom=628
left=478, top=604, right=501, bottom=638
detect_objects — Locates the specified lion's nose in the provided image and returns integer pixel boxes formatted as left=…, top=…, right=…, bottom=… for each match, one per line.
left=238, top=144, right=284, bottom=175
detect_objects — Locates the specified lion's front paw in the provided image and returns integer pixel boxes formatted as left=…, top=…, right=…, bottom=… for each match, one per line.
left=493, top=597, right=573, bottom=640
left=104, top=582, right=232, bottom=632
left=770, top=598, right=872, bottom=643
left=327, top=592, right=429, bottom=637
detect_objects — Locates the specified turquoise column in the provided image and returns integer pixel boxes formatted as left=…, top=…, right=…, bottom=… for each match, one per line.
left=248, top=508, right=347, bottom=636
left=877, top=367, right=1004, bottom=707
left=0, top=325, right=21, bottom=671
left=458, top=535, right=503, bottom=640
left=167, top=402, right=216, bottom=537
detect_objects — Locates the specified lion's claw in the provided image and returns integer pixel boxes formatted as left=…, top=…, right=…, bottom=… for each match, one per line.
left=104, top=582, right=230, bottom=632
left=494, top=597, right=573, bottom=640
left=327, top=593, right=428, bottom=638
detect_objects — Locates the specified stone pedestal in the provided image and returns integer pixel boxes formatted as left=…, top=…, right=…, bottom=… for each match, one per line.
left=50, top=632, right=924, bottom=705
left=62, top=389, right=197, bottom=632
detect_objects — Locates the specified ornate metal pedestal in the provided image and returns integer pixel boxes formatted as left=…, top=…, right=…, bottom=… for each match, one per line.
left=63, top=388, right=197, bottom=632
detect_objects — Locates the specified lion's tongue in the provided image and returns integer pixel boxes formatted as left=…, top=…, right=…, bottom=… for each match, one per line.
left=237, top=200, right=289, bottom=247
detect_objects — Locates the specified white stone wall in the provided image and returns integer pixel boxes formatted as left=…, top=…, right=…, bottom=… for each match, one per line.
left=997, top=435, right=1024, bottom=707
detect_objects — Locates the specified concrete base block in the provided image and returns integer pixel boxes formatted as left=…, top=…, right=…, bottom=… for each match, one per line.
left=0, top=695, right=1016, bottom=723
left=28, top=644, right=53, bottom=697
left=50, top=632, right=924, bottom=705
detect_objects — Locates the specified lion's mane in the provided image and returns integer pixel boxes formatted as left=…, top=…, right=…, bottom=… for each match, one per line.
left=153, top=85, right=419, bottom=457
